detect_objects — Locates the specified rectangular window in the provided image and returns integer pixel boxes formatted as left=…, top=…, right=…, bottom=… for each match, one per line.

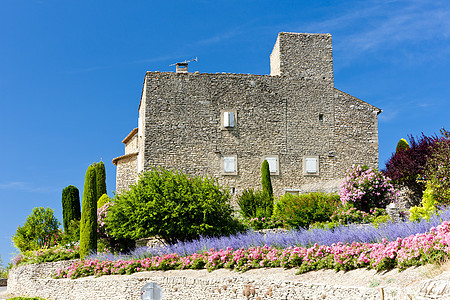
left=263, top=155, right=280, bottom=175
left=223, top=111, right=235, bottom=128
left=221, top=109, right=237, bottom=130
left=306, top=158, right=317, bottom=173
left=223, top=156, right=235, bottom=172
left=303, top=156, right=319, bottom=176
left=222, top=155, right=238, bottom=175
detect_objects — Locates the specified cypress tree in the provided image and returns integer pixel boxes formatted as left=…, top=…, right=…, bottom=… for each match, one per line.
left=80, top=164, right=97, bottom=258
left=261, top=160, right=273, bottom=199
left=396, top=138, right=410, bottom=153
left=61, top=185, right=81, bottom=233
left=95, top=161, right=107, bottom=200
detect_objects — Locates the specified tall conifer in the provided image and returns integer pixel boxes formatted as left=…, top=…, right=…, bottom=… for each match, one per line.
left=80, top=164, right=97, bottom=258
left=95, top=161, right=107, bottom=200
left=61, top=185, right=81, bottom=233
left=261, top=160, right=273, bottom=199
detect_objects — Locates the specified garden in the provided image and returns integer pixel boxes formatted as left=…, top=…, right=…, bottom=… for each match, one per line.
left=7, top=129, right=450, bottom=282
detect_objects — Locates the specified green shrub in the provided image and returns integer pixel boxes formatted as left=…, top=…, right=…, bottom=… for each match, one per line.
left=237, top=189, right=273, bottom=219
left=61, top=219, right=80, bottom=244
left=371, top=214, right=391, bottom=228
left=61, top=185, right=81, bottom=233
left=107, top=168, right=242, bottom=244
left=244, top=216, right=283, bottom=230
left=97, top=193, right=111, bottom=209
left=12, top=207, right=61, bottom=253
left=409, top=183, right=437, bottom=222
left=273, top=192, right=339, bottom=229
left=9, top=297, right=50, bottom=300
left=309, top=221, right=340, bottom=230
left=95, top=161, right=107, bottom=201
left=0, top=255, right=8, bottom=278
left=80, top=164, right=97, bottom=258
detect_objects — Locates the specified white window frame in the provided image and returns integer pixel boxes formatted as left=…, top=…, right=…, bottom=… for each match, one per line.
left=220, top=109, right=237, bottom=130
left=263, top=155, right=280, bottom=175
left=221, top=154, right=238, bottom=175
left=303, top=156, right=319, bottom=176
left=284, top=189, right=301, bottom=195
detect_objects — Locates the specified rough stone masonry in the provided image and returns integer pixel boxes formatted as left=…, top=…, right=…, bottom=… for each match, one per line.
left=113, top=32, right=381, bottom=200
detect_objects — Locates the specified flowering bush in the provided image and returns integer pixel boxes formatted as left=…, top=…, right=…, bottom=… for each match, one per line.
left=13, top=244, right=79, bottom=267
left=96, top=202, right=134, bottom=253
left=97, top=202, right=113, bottom=238
left=330, top=206, right=387, bottom=225
left=340, top=165, right=397, bottom=212
left=54, top=220, right=450, bottom=279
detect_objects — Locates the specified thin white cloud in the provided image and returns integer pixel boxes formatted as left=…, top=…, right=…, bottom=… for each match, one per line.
left=0, top=181, right=55, bottom=193
left=0, top=182, right=27, bottom=190
left=298, top=0, right=450, bottom=62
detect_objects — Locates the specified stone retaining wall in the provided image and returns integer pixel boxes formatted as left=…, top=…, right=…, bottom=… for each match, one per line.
left=8, top=260, right=450, bottom=299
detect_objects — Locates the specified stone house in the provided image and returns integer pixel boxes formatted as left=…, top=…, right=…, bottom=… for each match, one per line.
left=113, top=32, right=381, bottom=199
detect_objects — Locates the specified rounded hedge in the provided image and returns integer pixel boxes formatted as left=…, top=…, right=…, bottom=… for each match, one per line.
left=106, top=168, right=242, bottom=244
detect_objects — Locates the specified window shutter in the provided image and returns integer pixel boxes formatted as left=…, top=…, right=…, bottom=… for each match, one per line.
left=266, top=157, right=277, bottom=173
left=306, top=157, right=317, bottom=173
left=223, top=156, right=235, bottom=172
left=224, top=112, right=235, bottom=128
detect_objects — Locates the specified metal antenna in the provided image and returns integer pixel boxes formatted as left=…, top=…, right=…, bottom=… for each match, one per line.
left=169, top=57, right=198, bottom=66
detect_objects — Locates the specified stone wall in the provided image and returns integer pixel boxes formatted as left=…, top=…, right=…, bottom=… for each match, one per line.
left=8, top=260, right=450, bottom=299
left=113, top=153, right=138, bottom=193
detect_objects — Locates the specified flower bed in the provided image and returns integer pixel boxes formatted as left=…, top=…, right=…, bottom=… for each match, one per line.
left=55, top=220, right=450, bottom=279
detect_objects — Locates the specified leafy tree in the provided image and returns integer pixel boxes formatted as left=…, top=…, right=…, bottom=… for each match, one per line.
left=61, top=185, right=81, bottom=233
left=383, top=134, right=437, bottom=202
left=79, top=164, right=97, bottom=258
left=425, top=130, right=450, bottom=204
left=95, top=161, right=107, bottom=200
left=261, top=160, right=273, bottom=200
left=12, top=207, right=60, bottom=252
left=107, top=168, right=241, bottom=244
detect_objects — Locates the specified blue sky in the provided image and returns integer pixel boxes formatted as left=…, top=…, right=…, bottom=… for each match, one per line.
left=1, top=0, right=449, bottom=264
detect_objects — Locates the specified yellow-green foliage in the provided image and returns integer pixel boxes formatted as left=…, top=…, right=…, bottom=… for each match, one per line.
left=97, top=194, right=111, bottom=209
left=396, top=138, right=410, bottom=153
left=409, top=183, right=437, bottom=222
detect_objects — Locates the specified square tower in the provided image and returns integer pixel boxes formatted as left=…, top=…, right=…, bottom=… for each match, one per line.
left=270, top=32, right=334, bottom=83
